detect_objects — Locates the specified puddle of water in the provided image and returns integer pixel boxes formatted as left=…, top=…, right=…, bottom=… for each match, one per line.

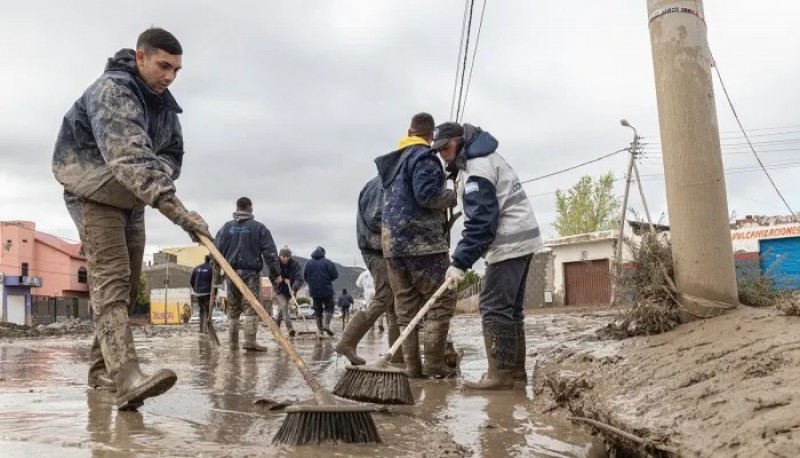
left=0, top=314, right=611, bottom=457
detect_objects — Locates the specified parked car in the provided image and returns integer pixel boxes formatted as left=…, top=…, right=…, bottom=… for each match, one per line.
left=188, top=312, right=200, bottom=325
left=211, top=309, right=227, bottom=324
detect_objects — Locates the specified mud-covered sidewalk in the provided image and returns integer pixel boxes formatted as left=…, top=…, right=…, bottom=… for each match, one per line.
left=0, top=313, right=612, bottom=458
left=535, top=306, right=800, bottom=458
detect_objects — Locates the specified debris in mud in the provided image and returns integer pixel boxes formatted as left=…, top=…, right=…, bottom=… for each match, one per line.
left=0, top=319, right=94, bottom=339
left=601, top=232, right=682, bottom=339
left=778, top=299, right=800, bottom=317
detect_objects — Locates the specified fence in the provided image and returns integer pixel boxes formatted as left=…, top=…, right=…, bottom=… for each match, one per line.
left=457, top=277, right=484, bottom=301
left=31, top=296, right=91, bottom=325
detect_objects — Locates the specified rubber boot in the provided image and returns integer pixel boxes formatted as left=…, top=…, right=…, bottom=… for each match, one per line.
left=387, top=313, right=405, bottom=365
left=423, top=320, right=456, bottom=379
left=400, top=325, right=423, bottom=378
left=463, top=322, right=515, bottom=390
left=333, top=311, right=372, bottom=365
left=229, top=319, right=240, bottom=349
left=97, top=306, right=177, bottom=410
left=323, top=312, right=335, bottom=337
left=87, top=334, right=115, bottom=391
left=242, top=315, right=268, bottom=352
left=315, top=316, right=325, bottom=338
left=513, top=322, right=527, bottom=382
left=199, top=307, right=208, bottom=334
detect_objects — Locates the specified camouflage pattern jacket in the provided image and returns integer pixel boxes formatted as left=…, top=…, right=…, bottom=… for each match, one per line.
left=52, top=49, right=184, bottom=210
left=375, top=137, right=456, bottom=258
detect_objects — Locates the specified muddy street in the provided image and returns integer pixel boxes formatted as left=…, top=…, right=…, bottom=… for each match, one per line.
left=0, top=313, right=613, bottom=457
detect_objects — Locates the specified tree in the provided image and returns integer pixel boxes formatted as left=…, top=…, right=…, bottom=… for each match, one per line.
left=553, top=172, right=621, bottom=237
left=458, top=270, right=482, bottom=293
left=137, top=273, right=150, bottom=306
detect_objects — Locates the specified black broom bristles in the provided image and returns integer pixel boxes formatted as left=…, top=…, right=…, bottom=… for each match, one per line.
left=272, top=408, right=381, bottom=445
left=332, top=366, right=415, bottom=405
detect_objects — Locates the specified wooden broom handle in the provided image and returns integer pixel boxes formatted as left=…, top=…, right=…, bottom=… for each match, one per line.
left=198, top=234, right=327, bottom=398
left=386, top=278, right=454, bottom=357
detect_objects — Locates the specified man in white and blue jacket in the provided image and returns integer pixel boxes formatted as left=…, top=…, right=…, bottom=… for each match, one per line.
left=432, top=122, right=543, bottom=390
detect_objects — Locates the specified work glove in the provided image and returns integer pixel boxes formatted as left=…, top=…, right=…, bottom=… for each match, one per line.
left=157, top=194, right=212, bottom=243
left=445, top=266, right=466, bottom=291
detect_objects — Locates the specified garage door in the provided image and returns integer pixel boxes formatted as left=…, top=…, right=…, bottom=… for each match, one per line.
left=564, top=260, right=611, bottom=306
left=760, top=237, right=800, bottom=290
left=7, top=295, right=27, bottom=325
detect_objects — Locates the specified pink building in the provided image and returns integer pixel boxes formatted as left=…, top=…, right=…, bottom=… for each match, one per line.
left=0, top=221, right=88, bottom=325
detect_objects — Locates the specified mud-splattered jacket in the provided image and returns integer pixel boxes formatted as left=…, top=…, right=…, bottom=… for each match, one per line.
left=375, top=137, right=456, bottom=258
left=52, top=49, right=184, bottom=210
left=356, top=176, right=384, bottom=256
left=214, top=213, right=280, bottom=277
left=274, top=257, right=304, bottom=297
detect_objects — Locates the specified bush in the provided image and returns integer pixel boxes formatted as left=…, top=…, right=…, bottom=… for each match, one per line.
left=737, top=274, right=780, bottom=307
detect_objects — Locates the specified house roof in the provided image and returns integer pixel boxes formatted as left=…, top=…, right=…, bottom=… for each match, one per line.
left=34, top=232, right=85, bottom=260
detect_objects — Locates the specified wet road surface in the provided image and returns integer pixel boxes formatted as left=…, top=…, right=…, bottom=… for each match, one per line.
left=0, top=314, right=612, bottom=457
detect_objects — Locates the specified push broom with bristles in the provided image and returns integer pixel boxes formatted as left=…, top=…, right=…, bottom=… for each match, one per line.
left=198, top=235, right=380, bottom=445
left=333, top=278, right=453, bottom=405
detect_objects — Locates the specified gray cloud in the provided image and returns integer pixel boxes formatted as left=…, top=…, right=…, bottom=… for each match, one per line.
left=2, top=0, right=800, bottom=268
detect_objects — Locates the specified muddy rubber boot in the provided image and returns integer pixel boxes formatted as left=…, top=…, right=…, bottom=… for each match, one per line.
left=229, top=319, right=240, bottom=349
left=242, top=315, right=268, bottom=352
left=387, top=314, right=405, bottom=365
left=400, top=325, right=423, bottom=378
left=513, top=322, right=527, bottom=382
left=315, top=316, right=325, bottom=339
left=199, top=307, right=208, bottom=334
left=87, top=335, right=116, bottom=391
left=333, top=311, right=371, bottom=365
left=323, top=313, right=335, bottom=337
left=423, top=320, right=456, bottom=379
left=463, top=322, right=515, bottom=390
left=97, top=306, right=177, bottom=410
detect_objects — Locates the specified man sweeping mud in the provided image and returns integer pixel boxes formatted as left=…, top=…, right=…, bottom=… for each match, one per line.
left=375, top=113, right=458, bottom=379
left=432, top=122, right=543, bottom=389
left=334, top=176, right=403, bottom=366
left=273, top=245, right=304, bottom=337
left=52, top=28, right=211, bottom=409
left=215, top=197, right=281, bottom=351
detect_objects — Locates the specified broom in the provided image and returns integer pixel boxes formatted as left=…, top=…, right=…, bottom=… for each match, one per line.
left=197, top=234, right=380, bottom=445
left=204, top=259, right=221, bottom=346
left=287, top=281, right=317, bottom=336
left=332, top=277, right=453, bottom=405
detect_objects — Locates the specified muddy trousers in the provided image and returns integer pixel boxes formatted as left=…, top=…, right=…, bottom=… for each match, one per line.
left=274, top=294, right=294, bottom=332
left=478, top=254, right=532, bottom=382
left=334, top=253, right=403, bottom=364
left=313, top=296, right=335, bottom=337
left=227, top=271, right=267, bottom=350
left=197, top=295, right=210, bottom=333
left=69, top=198, right=176, bottom=406
left=387, top=253, right=456, bottom=378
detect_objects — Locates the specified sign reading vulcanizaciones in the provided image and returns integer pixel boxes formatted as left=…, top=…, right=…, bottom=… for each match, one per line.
left=731, top=225, right=800, bottom=241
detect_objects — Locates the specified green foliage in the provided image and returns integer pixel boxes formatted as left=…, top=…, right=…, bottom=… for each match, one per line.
left=137, top=273, right=149, bottom=305
left=736, top=262, right=781, bottom=307
left=458, top=270, right=482, bottom=293
left=553, top=172, right=621, bottom=237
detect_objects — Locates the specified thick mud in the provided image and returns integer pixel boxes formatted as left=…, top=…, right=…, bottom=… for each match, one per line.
left=0, top=314, right=613, bottom=457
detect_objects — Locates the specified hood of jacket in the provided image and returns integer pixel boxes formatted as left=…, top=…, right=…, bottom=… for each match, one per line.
left=233, top=210, right=254, bottom=222
left=105, top=48, right=182, bottom=113
left=375, top=136, right=431, bottom=188
left=311, top=246, right=326, bottom=259
left=447, top=125, right=499, bottom=174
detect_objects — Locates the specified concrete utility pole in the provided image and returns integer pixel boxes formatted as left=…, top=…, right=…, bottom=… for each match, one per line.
left=647, top=0, right=738, bottom=307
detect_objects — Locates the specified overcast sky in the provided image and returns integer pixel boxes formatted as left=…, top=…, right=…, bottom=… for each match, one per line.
left=1, top=1, right=799, bottom=268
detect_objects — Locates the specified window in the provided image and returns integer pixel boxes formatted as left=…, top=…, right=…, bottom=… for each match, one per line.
left=78, top=267, right=88, bottom=284
left=21, top=262, right=29, bottom=277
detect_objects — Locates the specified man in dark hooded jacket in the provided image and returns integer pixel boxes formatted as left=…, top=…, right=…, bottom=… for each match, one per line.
left=215, top=197, right=281, bottom=352
left=432, top=122, right=544, bottom=390
left=374, top=113, right=457, bottom=378
left=273, top=245, right=304, bottom=337
left=52, top=28, right=210, bottom=410
left=303, top=246, right=339, bottom=337
left=190, top=255, right=214, bottom=333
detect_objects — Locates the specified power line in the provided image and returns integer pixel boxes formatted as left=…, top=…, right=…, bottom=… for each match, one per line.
left=454, top=0, right=476, bottom=123
left=711, top=52, right=796, bottom=219
left=458, top=0, right=488, bottom=122
left=449, top=0, right=470, bottom=121
left=520, top=148, right=627, bottom=184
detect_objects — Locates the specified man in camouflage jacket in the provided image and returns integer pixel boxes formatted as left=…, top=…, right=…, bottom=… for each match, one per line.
left=52, top=28, right=210, bottom=410
left=374, top=113, right=457, bottom=378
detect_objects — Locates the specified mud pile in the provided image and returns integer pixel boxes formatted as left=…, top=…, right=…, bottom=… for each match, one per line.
left=536, top=306, right=800, bottom=457
left=0, top=319, right=94, bottom=339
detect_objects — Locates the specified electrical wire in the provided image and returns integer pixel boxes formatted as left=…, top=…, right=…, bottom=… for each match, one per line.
left=457, top=0, right=488, bottom=122
left=519, top=149, right=628, bottom=184
left=454, top=0, right=476, bottom=123
left=449, top=0, right=471, bottom=121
